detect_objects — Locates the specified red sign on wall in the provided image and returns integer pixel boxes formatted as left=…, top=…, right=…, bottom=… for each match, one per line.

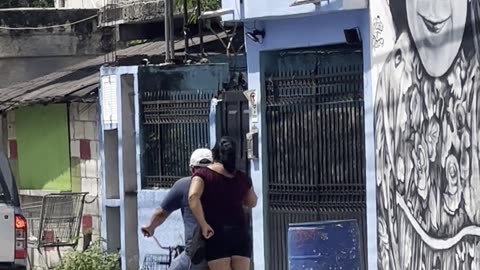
left=80, top=139, right=91, bottom=160
left=9, top=140, right=17, bottom=160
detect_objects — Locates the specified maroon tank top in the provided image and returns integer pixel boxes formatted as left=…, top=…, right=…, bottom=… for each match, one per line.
left=192, top=167, right=252, bottom=229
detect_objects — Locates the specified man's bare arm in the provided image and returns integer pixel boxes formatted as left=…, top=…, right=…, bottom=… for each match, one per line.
left=141, top=208, right=170, bottom=237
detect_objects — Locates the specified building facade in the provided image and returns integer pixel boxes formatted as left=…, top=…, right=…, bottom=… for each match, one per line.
left=220, top=0, right=373, bottom=269
left=0, top=9, right=109, bottom=268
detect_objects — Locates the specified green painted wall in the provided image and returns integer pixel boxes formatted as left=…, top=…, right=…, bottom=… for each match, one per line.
left=16, top=104, right=71, bottom=191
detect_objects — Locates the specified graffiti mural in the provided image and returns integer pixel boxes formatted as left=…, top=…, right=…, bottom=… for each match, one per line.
left=372, top=16, right=385, bottom=50
left=373, top=0, right=480, bottom=269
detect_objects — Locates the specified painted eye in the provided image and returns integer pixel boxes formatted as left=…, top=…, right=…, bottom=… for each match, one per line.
left=394, top=49, right=402, bottom=68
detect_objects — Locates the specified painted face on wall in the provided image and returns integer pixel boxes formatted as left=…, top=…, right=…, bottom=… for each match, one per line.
left=406, top=0, right=468, bottom=77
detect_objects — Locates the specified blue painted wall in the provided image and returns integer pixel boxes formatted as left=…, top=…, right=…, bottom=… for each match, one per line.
left=138, top=191, right=185, bottom=266
left=243, top=9, right=377, bottom=270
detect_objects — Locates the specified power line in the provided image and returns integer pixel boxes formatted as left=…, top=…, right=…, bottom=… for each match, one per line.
left=0, top=14, right=98, bottom=30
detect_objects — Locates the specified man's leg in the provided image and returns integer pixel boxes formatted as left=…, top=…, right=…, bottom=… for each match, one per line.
left=169, top=251, right=191, bottom=270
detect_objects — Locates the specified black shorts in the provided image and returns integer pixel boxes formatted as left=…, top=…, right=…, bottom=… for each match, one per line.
left=205, top=226, right=251, bottom=261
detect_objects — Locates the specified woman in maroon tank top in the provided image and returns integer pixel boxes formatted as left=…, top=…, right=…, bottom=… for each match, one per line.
left=189, top=137, right=258, bottom=270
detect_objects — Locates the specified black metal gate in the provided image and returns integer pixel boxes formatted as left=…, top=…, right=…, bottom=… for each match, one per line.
left=140, top=89, right=214, bottom=189
left=215, top=91, right=250, bottom=173
left=265, top=47, right=367, bottom=269
left=215, top=90, right=254, bottom=269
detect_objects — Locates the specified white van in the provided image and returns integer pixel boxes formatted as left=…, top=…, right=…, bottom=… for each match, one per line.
left=0, top=151, right=27, bottom=270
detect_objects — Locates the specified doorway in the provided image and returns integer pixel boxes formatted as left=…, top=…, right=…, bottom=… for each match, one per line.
left=263, top=45, right=367, bottom=270
left=215, top=90, right=254, bottom=268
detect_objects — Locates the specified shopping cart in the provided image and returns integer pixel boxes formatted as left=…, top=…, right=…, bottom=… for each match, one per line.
left=22, top=192, right=88, bottom=269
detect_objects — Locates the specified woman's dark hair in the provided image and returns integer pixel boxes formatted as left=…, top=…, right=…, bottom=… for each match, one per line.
left=212, top=136, right=237, bottom=173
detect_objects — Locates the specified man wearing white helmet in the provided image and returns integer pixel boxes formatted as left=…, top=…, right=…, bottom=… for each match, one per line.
left=142, top=148, right=212, bottom=270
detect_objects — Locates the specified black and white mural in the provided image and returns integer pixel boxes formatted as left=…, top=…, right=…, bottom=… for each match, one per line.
left=372, top=0, right=480, bottom=269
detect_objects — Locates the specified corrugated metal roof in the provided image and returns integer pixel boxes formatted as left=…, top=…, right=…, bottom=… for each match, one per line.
left=0, top=33, right=226, bottom=111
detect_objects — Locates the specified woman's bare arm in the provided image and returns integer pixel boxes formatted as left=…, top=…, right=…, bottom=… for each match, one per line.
left=244, top=187, right=257, bottom=208
left=188, top=176, right=208, bottom=228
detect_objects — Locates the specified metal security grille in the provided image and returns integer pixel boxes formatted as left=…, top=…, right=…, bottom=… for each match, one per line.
left=265, top=48, right=367, bottom=270
left=141, top=90, right=214, bottom=189
left=216, top=91, right=250, bottom=173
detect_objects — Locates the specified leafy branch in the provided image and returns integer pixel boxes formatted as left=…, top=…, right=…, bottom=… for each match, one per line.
left=173, top=0, right=221, bottom=24
left=55, top=240, right=120, bottom=270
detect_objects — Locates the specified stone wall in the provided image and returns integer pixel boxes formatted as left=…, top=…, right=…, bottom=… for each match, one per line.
left=0, top=9, right=110, bottom=88
left=69, top=102, right=101, bottom=241
left=0, top=56, right=96, bottom=90
left=99, top=0, right=165, bottom=25
left=6, top=110, right=19, bottom=179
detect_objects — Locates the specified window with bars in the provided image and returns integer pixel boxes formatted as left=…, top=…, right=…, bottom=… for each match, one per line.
left=140, top=89, right=214, bottom=189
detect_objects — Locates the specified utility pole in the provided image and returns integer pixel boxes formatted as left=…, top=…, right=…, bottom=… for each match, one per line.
left=164, top=0, right=175, bottom=62
left=164, top=0, right=171, bottom=62
left=196, top=0, right=204, bottom=56
left=169, top=0, right=175, bottom=60
left=183, top=0, right=189, bottom=59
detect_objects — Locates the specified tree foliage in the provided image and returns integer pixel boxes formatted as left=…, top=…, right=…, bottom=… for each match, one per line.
left=174, top=0, right=221, bottom=23
left=0, top=0, right=54, bottom=8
